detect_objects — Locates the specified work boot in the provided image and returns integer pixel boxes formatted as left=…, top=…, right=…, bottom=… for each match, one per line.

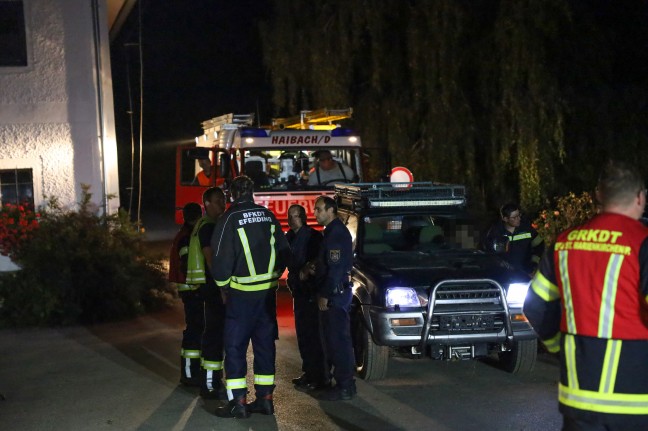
left=318, top=385, right=355, bottom=401
left=200, top=378, right=228, bottom=400
left=247, top=394, right=274, bottom=415
left=215, top=395, right=250, bottom=419
left=179, top=357, right=201, bottom=387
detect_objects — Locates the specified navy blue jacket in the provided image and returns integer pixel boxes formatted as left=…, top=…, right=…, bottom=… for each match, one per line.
left=316, top=217, right=353, bottom=299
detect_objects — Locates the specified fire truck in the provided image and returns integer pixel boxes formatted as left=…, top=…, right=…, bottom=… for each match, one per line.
left=175, top=108, right=367, bottom=227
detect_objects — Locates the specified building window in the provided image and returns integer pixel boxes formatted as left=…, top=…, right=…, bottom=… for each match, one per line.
left=0, top=168, right=34, bottom=209
left=0, top=0, right=27, bottom=67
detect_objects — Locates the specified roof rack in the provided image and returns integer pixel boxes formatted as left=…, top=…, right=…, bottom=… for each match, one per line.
left=335, top=182, right=466, bottom=210
left=202, top=113, right=255, bottom=133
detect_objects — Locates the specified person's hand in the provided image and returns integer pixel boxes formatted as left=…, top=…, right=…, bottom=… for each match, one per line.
left=318, top=296, right=329, bottom=311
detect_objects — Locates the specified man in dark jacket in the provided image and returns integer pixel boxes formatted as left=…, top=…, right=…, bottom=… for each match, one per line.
left=313, top=195, right=356, bottom=401
left=285, top=204, right=328, bottom=391
left=211, top=176, right=290, bottom=419
left=485, top=202, right=544, bottom=275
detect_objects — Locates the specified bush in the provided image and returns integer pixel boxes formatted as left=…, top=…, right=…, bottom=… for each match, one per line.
left=0, top=185, right=175, bottom=327
left=533, top=191, right=597, bottom=247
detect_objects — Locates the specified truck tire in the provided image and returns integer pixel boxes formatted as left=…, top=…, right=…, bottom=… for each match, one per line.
left=351, top=306, right=389, bottom=381
left=499, top=338, right=537, bottom=374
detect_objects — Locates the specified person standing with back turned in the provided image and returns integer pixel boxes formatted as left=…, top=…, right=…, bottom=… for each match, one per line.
left=524, top=160, right=648, bottom=430
left=313, top=195, right=357, bottom=401
left=211, top=175, right=290, bottom=419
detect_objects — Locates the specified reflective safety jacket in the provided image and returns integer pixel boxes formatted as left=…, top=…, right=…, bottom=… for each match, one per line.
left=186, top=216, right=215, bottom=285
left=211, top=196, right=290, bottom=295
left=486, top=220, right=544, bottom=274
left=168, top=222, right=196, bottom=292
left=524, top=212, right=648, bottom=425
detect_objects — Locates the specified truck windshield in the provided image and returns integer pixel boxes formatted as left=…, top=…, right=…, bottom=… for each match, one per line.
left=243, top=149, right=360, bottom=192
left=361, top=214, right=480, bottom=255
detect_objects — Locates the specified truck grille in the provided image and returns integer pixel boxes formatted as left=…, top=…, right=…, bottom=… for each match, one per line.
left=428, top=281, right=506, bottom=333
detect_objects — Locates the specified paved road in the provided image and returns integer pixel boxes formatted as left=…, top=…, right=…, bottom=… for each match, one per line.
left=0, top=288, right=562, bottom=431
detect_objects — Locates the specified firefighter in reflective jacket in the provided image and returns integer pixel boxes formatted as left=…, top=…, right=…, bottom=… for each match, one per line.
left=169, top=202, right=204, bottom=386
left=211, top=176, right=290, bottom=419
left=524, top=160, right=648, bottom=430
left=186, top=187, right=227, bottom=399
left=486, top=202, right=544, bottom=275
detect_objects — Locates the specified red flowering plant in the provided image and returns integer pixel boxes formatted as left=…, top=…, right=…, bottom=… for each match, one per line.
left=0, top=202, right=40, bottom=259
left=533, top=192, right=597, bottom=247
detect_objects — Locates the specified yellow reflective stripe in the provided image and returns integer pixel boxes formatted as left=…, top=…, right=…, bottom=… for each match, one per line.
left=558, top=250, right=577, bottom=333
left=202, top=360, right=224, bottom=371
left=599, top=339, right=622, bottom=393
left=559, top=383, right=648, bottom=415
left=531, top=272, right=561, bottom=302
left=230, top=280, right=278, bottom=292
left=598, top=254, right=623, bottom=338
left=226, top=378, right=247, bottom=390
left=237, top=227, right=257, bottom=276
left=254, top=374, right=275, bottom=385
left=186, top=268, right=206, bottom=284
left=216, top=277, right=231, bottom=287
left=542, top=332, right=562, bottom=353
left=179, top=245, right=189, bottom=257
left=565, top=334, right=579, bottom=389
left=511, top=233, right=532, bottom=241
left=232, top=271, right=281, bottom=284
left=267, top=224, right=276, bottom=274
left=181, top=349, right=201, bottom=358
left=531, top=235, right=544, bottom=247
left=176, top=283, right=197, bottom=292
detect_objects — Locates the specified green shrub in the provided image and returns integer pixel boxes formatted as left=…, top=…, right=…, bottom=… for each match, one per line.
left=0, top=185, right=175, bottom=327
left=534, top=191, right=598, bottom=247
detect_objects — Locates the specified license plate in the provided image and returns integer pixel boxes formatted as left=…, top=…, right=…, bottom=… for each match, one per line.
left=439, top=315, right=494, bottom=331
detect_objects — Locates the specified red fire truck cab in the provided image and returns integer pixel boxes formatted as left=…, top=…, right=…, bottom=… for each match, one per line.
left=175, top=108, right=365, bottom=229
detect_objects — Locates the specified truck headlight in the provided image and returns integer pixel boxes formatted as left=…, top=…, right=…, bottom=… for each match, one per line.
left=386, top=287, right=421, bottom=307
left=506, top=282, right=530, bottom=308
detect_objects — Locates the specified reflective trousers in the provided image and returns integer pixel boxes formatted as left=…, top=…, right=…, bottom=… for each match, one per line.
left=224, top=290, right=277, bottom=399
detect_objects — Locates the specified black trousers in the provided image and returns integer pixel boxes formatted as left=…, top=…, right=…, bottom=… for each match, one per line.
left=200, top=286, right=225, bottom=387
left=320, top=303, right=355, bottom=389
left=224, top=290, right=277, bottom=399
left=293, top=295, right=327, bottom=383
left=180, top=290, right=204, bottom=352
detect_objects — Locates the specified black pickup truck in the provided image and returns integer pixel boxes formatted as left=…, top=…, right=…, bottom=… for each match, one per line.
left=334, top=182, right=537, bottom=380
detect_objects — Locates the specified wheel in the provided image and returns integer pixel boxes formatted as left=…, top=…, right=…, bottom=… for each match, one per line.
left=498, top=338, right=537, bottom=374
left=351, top=305, right=389, bottom=381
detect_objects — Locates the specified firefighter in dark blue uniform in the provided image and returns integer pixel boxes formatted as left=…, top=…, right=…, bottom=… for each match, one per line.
left=285, top=204, right=328, bottom=390
left=211, top=176, right=290, bottom=419
left=313, top=195, right=357, bottom=401
left=485, top=202, right=544, bottom=275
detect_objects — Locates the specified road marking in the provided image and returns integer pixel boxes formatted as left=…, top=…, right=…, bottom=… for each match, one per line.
left=172, top=396, right=199, bottom=431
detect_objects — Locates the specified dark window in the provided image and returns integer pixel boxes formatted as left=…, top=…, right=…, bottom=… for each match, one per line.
left=0, top=1, right=27, bottom=67
left=0, top=168, right=34, bottom=209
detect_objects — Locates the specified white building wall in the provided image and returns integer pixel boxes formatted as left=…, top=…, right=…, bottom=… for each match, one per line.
left=0, top=0, right=119, bottom=214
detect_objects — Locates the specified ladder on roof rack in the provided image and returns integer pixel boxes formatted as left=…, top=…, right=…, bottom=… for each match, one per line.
left=271, top=107, right=353, bottom=130
left=201, top=113, right=255, bottom=133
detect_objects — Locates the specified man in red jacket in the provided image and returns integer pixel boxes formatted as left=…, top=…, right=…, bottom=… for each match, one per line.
left=524, top=160, right=648, bottom=430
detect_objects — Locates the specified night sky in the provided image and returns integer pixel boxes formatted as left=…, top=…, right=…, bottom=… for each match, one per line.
left=110, top=0, right=272, bottom=214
